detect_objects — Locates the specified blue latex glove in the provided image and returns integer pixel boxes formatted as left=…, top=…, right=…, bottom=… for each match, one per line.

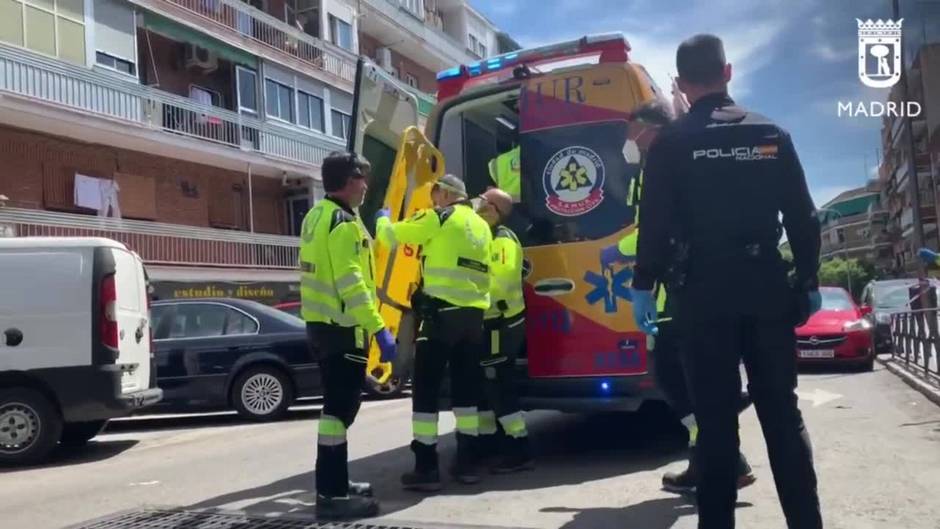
left=375, top=208, right=391, bottom=222
left=918, top=248, right=939, bottom=266
left=808, top=290, right=822, bottom=316
left=600, top=244, right=632, bottom=269
left=630, top=288, right=659, bottom=335
left=375, top=328, right=397, bottom=363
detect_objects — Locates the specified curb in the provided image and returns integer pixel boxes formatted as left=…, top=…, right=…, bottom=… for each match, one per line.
left=879, top=357, right=940, bottom=407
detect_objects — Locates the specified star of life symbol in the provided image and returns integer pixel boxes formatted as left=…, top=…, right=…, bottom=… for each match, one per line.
left=857, top=18, right=903, bottom=88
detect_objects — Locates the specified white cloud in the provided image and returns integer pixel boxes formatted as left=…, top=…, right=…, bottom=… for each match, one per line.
left=814, top=43, right=854, bottom=62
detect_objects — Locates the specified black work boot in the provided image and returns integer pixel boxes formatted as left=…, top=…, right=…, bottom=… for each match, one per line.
left=451, top=433, right=481, bottom=484
left=492, top=436, right=534, bottom=474
left=348, top=480, right=372, bottom=497
left=401, top=441, right=443, bottom=492
left=315, top=495, right=379, bottom=520
left=662, top=447, right=756, bottom=494
left=662, top=446, right=699, bottom=494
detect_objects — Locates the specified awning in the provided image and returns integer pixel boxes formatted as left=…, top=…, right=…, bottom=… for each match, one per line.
left=142, top=12, right=257, bottom=68
left=146, top=265, right=298, bottom=283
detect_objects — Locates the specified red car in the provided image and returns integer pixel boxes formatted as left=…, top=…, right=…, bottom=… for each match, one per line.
left=796, top=287, right=874, bottom=371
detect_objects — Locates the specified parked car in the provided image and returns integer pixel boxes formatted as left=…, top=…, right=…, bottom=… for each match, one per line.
left=860, top=279, right=940, bottom=354
left=796, top=287, right=874, bottom=371
left=273, top=300, right=408, bottom=398
left=0, top=237, right=163, bottom=465
left=150, top=298, right=320, bottom=420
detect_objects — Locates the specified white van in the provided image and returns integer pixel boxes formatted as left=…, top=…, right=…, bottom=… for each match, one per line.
left=0, top=237, right=162, bottom=464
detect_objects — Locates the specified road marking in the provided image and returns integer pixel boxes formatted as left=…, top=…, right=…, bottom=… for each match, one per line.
left=796, top=388, right=843, bottom=408
left=129, top=481, right=160, bottom=486
left=213, top=489, right=308, bottom=511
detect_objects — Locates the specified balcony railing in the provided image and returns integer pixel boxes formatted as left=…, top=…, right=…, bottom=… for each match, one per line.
left=363, top=0, right=476, bottom=66
left=0, top=44, right=345, bottom=168
left=141, top=0, right=358, bottom=84
left=0, top=207, right=300, bottom=269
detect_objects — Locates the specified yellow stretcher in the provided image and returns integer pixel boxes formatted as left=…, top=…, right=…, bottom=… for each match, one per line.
left=366, top=126, right=444, bottom=384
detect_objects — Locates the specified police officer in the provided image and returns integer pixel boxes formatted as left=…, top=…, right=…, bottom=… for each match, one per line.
left=475, top=187, right=533, bottom=473
left=374, top=174, right=493, bottom=491
left=300, top=151, right=398, bottom=520
left=631, top=35, right=823, bottom=529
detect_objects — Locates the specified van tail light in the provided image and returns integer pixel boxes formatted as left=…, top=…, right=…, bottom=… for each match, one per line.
left=100, top=273, right=119, bottom=350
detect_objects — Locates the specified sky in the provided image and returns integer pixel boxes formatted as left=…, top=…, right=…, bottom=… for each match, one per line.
left=470, top=0, right=940, bottom=207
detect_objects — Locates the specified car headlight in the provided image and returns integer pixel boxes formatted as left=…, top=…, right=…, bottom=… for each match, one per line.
left=844, top=319, right=873, bottom=332
left=875, top=313, right=892, bottom=325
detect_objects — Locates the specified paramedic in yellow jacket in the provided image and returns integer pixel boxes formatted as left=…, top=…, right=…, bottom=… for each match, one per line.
left=374, top=174, right=494, bottom=491
left=488, top=146, right=521, bottom=203
left=475, top=187, right=533, bottom=473
left=299, top=152, right=397, bottom=520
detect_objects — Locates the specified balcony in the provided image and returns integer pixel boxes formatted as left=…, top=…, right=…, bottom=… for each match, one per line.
left=0, top=207, right=300, bottom=269
left=360, top=0, right=478, bottom=72
left=0, top=43, right=345, bottom=171
left=129, top=0, right=357, bottom=86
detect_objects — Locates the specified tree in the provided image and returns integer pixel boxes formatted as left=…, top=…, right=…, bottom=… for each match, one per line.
left=817, top=258, right=877, bottom=300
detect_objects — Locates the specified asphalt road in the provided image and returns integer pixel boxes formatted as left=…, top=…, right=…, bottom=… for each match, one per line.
left=2, top=362, right=939, bottom=529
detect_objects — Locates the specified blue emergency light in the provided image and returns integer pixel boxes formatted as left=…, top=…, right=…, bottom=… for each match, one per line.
left=600, top=381, right=611, bottom=393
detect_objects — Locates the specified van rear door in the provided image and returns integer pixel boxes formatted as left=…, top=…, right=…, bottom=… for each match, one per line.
left=111, top=248, right=151, bottom=393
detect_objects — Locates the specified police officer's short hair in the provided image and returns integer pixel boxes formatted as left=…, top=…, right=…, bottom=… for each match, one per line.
left=322, top=151, right=371, bottom=192
left=676, top=34, right=727, bottom=86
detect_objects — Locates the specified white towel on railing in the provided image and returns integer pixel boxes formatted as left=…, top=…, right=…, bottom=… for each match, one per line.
left=74, top=173, right=103, bottom=210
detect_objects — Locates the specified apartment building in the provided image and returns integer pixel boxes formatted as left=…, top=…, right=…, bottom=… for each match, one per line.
left=819, top=183, right=894, bottom=273
left=880, top=42, right=940, bottom=275
left=0, top=0, right=514, bottom=303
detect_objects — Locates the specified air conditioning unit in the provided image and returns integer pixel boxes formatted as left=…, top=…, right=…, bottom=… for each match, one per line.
left=185, top=44, right=218, bottom=72
left=376, top=47, right=393, bottom=72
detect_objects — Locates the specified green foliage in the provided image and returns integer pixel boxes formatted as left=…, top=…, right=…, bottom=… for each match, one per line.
left=817, top=258, right=877, bottom=300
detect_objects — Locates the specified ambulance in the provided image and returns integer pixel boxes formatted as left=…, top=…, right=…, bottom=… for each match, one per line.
left=353, top=34, right=669, bottom=412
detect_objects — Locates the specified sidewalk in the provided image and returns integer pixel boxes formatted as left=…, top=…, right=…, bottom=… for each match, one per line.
left=880, top=354, right=940, bottom=407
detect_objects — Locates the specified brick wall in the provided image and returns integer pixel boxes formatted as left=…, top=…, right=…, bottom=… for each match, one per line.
left=359, top=34, right=437, bottom=93
left=0, top=126, right=288, bottom=235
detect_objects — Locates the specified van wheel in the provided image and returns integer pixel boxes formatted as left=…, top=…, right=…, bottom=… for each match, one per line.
left=0, top=388, right=63, bottom=466
left=60, top=420, right=109, bottom=447
left=232, top=366, right=293, bottom=421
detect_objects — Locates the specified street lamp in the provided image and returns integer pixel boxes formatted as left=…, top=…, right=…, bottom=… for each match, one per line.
left=819, top=207, right=853, bottom=297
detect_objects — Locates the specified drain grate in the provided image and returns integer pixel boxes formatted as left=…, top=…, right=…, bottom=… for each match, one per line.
left=69, top=508, right=519, bottom=529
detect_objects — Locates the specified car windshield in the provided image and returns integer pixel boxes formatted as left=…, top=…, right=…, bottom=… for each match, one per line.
left=820, top=289, right=855, bottom=311
left=874, top=285, right=916, bottom=309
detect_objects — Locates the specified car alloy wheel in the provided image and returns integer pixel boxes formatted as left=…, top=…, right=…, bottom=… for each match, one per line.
left=241, top=373, right=284, bottom=416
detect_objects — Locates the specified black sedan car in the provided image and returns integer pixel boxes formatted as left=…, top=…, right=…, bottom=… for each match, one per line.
left=150, top=298, right=320, bottom=420
left=860, top=279, right=940, bottom=354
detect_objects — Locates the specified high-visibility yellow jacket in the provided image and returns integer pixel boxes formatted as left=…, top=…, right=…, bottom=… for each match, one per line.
left=487, top=225, right=525, bottom=320
left=376, top=202, right=493, bottom=310
left=488, top=146, right=521, bottom=202
left=299, top=197, right=384, bottom=335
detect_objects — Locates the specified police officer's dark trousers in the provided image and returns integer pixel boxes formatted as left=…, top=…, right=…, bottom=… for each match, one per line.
left=308, top=323, right=367, bottom=498
left=411, top=301, right=484, bottom=472
left=675, top=263, right=821, bottom=529
left=478, top=314, right=528, bottom=456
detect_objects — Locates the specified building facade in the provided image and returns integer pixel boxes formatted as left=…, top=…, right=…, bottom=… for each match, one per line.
left=880, top=42, right=940, bottom=275
left=819, top=183, right=894, bottom=274
left=0, top=0, right=514, bottom=303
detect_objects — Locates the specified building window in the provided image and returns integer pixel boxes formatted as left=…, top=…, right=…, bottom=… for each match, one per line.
left=405, top=73, right=418, bottom=89
left=478, top=43, right=487, bottom=57
left=400, top=0, right=423, bottom=19
left=2, top=0, right=86, bottom=64
left=468, top=34, right=479, bottom=54
left=331, top=109, right=350, bottom=141
left=293, top=0, right=320, bottom=38
left=298, top=91, right=324, bottom=131
left=236, top=66, right=258, bottom=114
left=329, top=15, right=352, bottom=50
left=265, top=78, right=295, bottom=122
left=96, top=51, right=135, bottom=76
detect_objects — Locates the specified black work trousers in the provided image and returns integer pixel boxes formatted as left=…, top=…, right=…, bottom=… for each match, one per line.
left=650, top=319, right=693, bottom=417
left=308, top=323, right=367, bottom=498
left=676, top=309, right=822, bottom=529
left=411, top=302, right=484, bottom=470
left=478, top=314, right=526, bottom=437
